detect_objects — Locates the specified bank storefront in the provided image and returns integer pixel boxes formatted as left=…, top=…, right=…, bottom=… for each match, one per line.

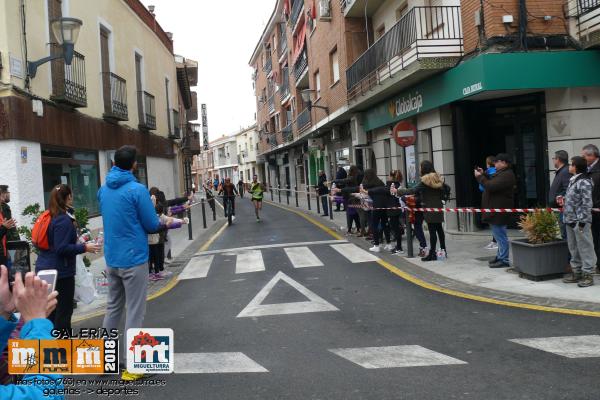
left=361, top=50, right=600, bottom=231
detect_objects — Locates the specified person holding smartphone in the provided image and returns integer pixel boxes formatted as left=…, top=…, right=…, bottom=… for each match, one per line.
left=35, top=184, right=100, bottom=331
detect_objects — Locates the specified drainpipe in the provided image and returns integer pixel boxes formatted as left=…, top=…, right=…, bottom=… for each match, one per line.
left=519, top=0, right=528, bottom=50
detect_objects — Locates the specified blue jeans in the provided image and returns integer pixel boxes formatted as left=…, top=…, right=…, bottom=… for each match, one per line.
left=491, top=224, right=509, bottom=263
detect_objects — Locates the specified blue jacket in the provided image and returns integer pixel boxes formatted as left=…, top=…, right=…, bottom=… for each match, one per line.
left=36, top=212, right=85, bottom=279
left=479, top=167, right=496, bottom=192
left=0, top=318, right=64, bottom=400
left=98, top=167, right=160, bottom=268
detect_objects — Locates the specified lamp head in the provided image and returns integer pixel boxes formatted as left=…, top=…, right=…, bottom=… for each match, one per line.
left=51, top=17, right=83, bottom=46
left=300, top=89, right=313, bottom=103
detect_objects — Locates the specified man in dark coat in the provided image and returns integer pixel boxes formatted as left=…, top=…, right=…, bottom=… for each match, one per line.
left=581, top=144, right=600, bottom=273
left=316, top=171, right=329, bottom=217
left=475, top=153, right=517, bottom=268
left=548, top=150, right=572, bottom=239
left=334, top=167, right=347, bottom=211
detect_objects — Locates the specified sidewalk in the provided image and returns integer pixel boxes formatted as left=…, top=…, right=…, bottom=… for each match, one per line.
left=73, top=198, right=225, bottom=321
left=265, top=190, right=600, bottom=311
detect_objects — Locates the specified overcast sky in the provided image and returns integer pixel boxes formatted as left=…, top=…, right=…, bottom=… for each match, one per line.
left=141, top=0, right=276, bottom=140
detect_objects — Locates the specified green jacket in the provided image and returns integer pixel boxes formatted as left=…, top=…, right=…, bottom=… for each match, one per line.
left=1, top=204, right=20, bottom=240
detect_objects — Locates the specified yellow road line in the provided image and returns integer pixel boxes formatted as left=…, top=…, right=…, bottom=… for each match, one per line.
left=73, top=220, right=228, bottom=323
left=268, top=201, right=600, bottom=318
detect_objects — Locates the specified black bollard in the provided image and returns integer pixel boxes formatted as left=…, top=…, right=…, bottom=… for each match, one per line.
left=295, top=186, right=299, bottom=207
left=278, top=186, right=281, bottom=203
left=201, top=198, right=207, bottom=229
left=286, top=186, right=290, bottom=205
left=328, top=196, right=334, bottom=220
left=212, top=198, right=216, bottom=221
left=316, top=192, right=321, bottom=214
left=187, top=207, right=193, bottom=240
left=307, top=191, right=312, bottom=211
left=270, top=185, right=274, bottom=201
left=406, top=212, right=414, bottom=258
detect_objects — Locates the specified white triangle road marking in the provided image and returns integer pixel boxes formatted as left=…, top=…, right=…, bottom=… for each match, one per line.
left=178, top=255, right=214, bottom=280
left=284, top=246, right=324, bottom=268
left=237, top=271, right=339, bottom=318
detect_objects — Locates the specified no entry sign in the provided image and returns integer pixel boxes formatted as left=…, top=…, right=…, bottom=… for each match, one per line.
left=392, top=121, right=416, bottom=147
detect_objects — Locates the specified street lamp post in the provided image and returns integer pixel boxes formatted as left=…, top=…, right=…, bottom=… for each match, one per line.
left=28, top=17, right=83, bottom=78
left=300, top=89, right=329, bottom=114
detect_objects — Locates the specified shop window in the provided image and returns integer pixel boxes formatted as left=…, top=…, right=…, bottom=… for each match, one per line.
left=383, top=139, right=392, bottom=175
left=42, top=149, right=100, bottom=215
left=417, top=129, right=433, bottom=163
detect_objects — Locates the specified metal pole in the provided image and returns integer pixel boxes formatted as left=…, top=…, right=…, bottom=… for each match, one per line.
left=212, top=198, right=216, bottom=221
left=295, top=186, right=299, bottom=207
left=270, top=184, right=274, bottom=201
left=406, top=211, right=414, bottom=258
left=307, top=191, right=312, bottom=211
left=187, top=208, right=193, bottom=240
left=278, top=185, right=281, bottom=203
left=201, top=198, right=207, bottom=229
left=328, top=196, right=334, bottom=220
left=316, top=191, right=321, bottom=214
left=286, top=186, right=290, bottom=205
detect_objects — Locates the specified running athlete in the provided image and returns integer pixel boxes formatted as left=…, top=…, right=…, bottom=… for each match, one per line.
left=219, top=177, right=238, bottom=221
left=249, top=175, right=265, bottom=221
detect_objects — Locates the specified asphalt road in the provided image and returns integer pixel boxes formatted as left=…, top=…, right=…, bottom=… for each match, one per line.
left=74, top=198, right=600, bottom=400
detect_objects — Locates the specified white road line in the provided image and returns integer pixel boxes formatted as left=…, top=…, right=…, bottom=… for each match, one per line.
left=284, top=246, right=324, bottom=268
left=330, top=243, right=379, bottom=263
left=509, top=335, right=600, bottom=358
left=178, top=255, right=214, bottom=280
left=195, top=239, right=347, bottom=256
left=175, top=353, right=268, bottom=373
left=329, top=346, right=468, bottom=369
left=235, top=250, right=265, bottom=274
left=237, top=271, right=339, bottom=318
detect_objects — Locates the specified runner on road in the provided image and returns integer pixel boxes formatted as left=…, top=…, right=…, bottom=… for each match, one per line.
left=219, top=177, right=239, bottom=221
left=249, top=175, right=265, bottom=222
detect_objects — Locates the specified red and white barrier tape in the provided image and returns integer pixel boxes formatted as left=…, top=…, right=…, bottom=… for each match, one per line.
left=346, top=205, right=600, bottom=213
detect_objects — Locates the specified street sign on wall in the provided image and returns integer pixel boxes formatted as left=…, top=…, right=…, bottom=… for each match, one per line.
left=201, top=104, right=209, bottom=151
left=392, top=120, right=416, bottom=147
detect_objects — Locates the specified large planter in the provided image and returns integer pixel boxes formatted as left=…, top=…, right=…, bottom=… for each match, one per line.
left=510, top=239, right=569, bottom=281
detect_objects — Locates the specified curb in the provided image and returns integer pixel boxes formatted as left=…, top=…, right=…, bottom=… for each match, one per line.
left=264, top=200, right=600, bottom=318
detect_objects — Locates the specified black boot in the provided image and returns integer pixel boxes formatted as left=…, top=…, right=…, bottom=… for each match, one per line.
left=421, top=249, right=437, bottom=262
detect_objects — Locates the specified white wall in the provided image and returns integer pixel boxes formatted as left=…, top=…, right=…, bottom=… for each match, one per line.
left=146, top=157, right=177, bottom=199
left=0, top=141, right=45, bottom=226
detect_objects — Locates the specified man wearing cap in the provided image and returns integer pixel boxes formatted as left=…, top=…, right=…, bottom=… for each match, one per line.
left=475, top=153, right=517, bottom=268
left=549, top=150, right=572, bottom=240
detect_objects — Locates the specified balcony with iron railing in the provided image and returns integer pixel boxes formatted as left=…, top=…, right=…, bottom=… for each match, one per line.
left=346, top=6, right=463, bottom=103
left=293, top=47, right=309, bottom=86
left=280, top=67, right=290, bottom=101
left=570, top=0, right=600, bottom=47
left=296, top=108, right=311, bottom=133
left=138, top=91, right=156, bottom=131
left=268, top=95, right=275, bottom=114
left=282, top=122, right=294, bottom=143
left=102, top=72, right=128, bottom=121
left=182, top=130, right=201, bottom=156
left=290, top=0, right=304, bottom=29
left=264, top=56, right=273, bottom=75
left=170, top=109, right=181, bottom=139
left=50, top=43, right=87, bottom=108
left=279, top=25, right=288, bottom=58
left=268, top=133, right=279, bottom=149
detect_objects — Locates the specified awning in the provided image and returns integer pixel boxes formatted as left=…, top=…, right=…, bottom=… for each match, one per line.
left=363, top=51, right=600, bottom=132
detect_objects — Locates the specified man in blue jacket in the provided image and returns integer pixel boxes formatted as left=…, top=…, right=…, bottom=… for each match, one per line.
left=0, top=265, right=62, bottom=399
left=98, top=146, right=162, bottom=381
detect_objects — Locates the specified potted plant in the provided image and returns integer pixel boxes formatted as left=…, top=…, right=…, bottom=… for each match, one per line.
left=510, top=210, right=569, bottom=280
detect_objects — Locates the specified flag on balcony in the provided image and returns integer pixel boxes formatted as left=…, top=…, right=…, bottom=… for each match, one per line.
left=291, top=19, right=307, bottom=64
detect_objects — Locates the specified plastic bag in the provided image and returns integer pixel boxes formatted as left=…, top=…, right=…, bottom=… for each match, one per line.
left=74, top=254, right=97, bottom=304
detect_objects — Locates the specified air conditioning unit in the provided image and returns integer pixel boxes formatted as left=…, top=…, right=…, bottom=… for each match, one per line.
left=350, top=114, right=367, bottom=146
left=319, top=0, right=332, bottom=20
left=331, top=126, right=340, bottom=141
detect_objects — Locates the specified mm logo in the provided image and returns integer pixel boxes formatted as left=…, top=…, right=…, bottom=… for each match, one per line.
left=127, top=328, right=174, bottom=374
left=8, top=340, right=39, bottom=374
left=40, top=340, right=71, bottom=373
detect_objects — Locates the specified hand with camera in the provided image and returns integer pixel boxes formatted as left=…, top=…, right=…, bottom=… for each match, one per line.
left=0, top=265, right=16, bottom=320
left=13, top=271, right=58, bottom=322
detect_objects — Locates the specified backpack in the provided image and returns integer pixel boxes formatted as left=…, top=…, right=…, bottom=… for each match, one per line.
left=31, top=211, right=52, bottom=250
left=442, top=183, right=451, bottom=202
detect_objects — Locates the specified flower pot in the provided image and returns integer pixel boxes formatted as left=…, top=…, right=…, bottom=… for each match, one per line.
left=510, top=239, right=569, bottom=280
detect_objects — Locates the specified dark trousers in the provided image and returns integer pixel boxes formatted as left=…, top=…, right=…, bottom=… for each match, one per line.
left=373, top=210, right=390, bottom=245
left=238, top=185, right=244, bottom=198
left=346, top=210, right=361, bottom=232
left=428, top=222, right=446, bottom=252
left=321, top=195, right=329, bottom=215
left=413, top=213, right=427, bottom=248
left=224, top=197, right=236, bottom=216
left=149, top=243, right=165, bottom=274
left=49, top=276, right=75, bottom=331
left=592, top=215, right=600, bottom=268
left=389, top=215, right=403, bottom=250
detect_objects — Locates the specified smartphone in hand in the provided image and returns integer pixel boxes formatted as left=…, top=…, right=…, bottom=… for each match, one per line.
left=37, top=269, right=58, bottom=294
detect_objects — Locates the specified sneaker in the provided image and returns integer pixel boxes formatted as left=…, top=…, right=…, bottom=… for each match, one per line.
left=151, top=273, right=165, bottom=281
left=121, top=369, right=145, bottom=382
left=384, top=243, right=395, bottom=251
left=418, top=247, right=427, bottom=258
left=484, top=241, right=498, bottom=250
left=159, top=270, right=173, bottom=278
left=392, top=247, right=405, bottom=255
left=562, top=272, right=582, bottom=284
left=489, top=260, right=510, bottom=268
left=232, top=215, right=236, bottom=221
left=577, top=273, right=594, bottom=287
left=369, top=245, right=382, bottom=253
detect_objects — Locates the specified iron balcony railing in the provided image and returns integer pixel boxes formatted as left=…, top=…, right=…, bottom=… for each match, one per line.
left=279, top=24, right=288, bottom=57
left=170, top=109, right=181, bottom=139
left=138, top=91, right=156, bottom=130
left=296, top=108, right=311, bottom=133
left=102, top=72, right=128, bottom=121
left=264, top=56, right=273, bottom=75
left=282, top=122, right=294, bottom=143
left=280, top=67, right=290, bottom=101
left=268, top=95, right=275, bottom=114
left=290, top=0, right=304, bottom=28
left=573, top=0, right=600, bottom=44
left=50, top=44, right=87, bottom=108
left=346, top=6, right=463, bottom=101
left=293, top=47, right=308, bottom=82
left=268, top=133, right=278, bottom=149
left=578, top=0, right=600, bottom=15
left=182, top=130, right=201, bottom=155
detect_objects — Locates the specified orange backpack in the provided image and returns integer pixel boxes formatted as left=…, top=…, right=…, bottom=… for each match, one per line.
left=31, top=211, right=52, bottom=250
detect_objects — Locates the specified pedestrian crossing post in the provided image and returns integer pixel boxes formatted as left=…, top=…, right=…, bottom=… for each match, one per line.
left=316, top=192, right=321, bottom=214
left=201, top=198, right=207, bottom=229
left=286, top=186, right=290, bottom=205
left=270, top=184, right=274, bottom=201
left=307, top=191, right=312, bottom=210
left=187, top=207, right=193, bottom=240
left=212, top=199, right=216, bottom=221
left=405, top=212, right=414, bottom=258
left=294, top=186, right=299, bottom=207
left=278, top=186, right=281, bottom=203
left=328, top=196, right=333, bottom=220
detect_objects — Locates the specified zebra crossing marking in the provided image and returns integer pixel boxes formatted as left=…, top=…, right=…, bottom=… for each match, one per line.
left=195, top=239, right=347, bottom=256
left=509, top=335, right=600, bottom=358
left=285, top=246, right=324, bottom=268
left=235, top=250, right=266, bottom=274
left=179, top=255, right=214, bottom=280
left=331, top=243, right=380, bottom=263
left=175, top=352, right=268, bottom=373
left=329, top=345, right=468, bottom=369
left=237, top=271, right=339, bottom=318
